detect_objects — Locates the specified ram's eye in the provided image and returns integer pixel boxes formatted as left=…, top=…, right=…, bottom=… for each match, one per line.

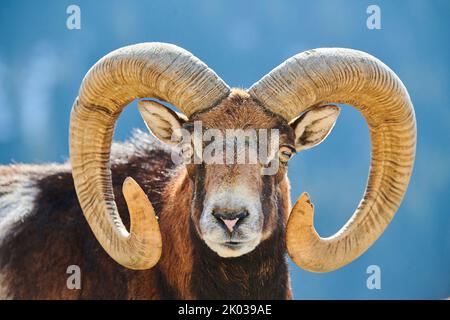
left=279, top=146, right=294, bottom=163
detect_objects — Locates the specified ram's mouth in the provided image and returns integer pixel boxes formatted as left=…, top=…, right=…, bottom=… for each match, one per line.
left=206, top=237, right=251, bottom=249
left=223, top=241, right=242, bottom=248
left=219, top=238, right=258, bottom=250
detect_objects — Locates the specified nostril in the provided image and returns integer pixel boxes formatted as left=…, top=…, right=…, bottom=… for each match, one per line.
left=236, top=210, right=249, bottom=220
left=212, top=209, right=248, bottom=221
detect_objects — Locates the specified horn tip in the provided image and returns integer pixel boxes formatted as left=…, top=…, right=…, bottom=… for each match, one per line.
left=299, top=192, right=311, bottom=205
left=122, top=176, right=143, bottom=199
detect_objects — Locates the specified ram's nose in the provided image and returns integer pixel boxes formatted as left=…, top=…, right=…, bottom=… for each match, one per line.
left=212, top=209, right=249, bottom=233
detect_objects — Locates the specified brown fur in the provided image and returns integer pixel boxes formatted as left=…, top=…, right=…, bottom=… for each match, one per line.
left=0, top=90, right=295, bottom=299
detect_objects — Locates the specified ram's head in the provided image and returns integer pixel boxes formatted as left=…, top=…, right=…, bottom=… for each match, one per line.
left=70, top=43, right=416, bottom=271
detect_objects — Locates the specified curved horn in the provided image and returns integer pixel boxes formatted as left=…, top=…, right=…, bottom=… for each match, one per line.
left=70, top=42, right=230, bottom=269
left=248, top=48, right=416, bottom=272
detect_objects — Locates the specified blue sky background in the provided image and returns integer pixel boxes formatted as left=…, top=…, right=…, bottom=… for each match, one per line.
left=0, top=0, right=449, bottom=299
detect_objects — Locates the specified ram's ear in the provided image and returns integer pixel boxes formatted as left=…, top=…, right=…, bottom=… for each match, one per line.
left=289, top=105, right=340, bottom=152
left=138, top=100, right=188, bottom=146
